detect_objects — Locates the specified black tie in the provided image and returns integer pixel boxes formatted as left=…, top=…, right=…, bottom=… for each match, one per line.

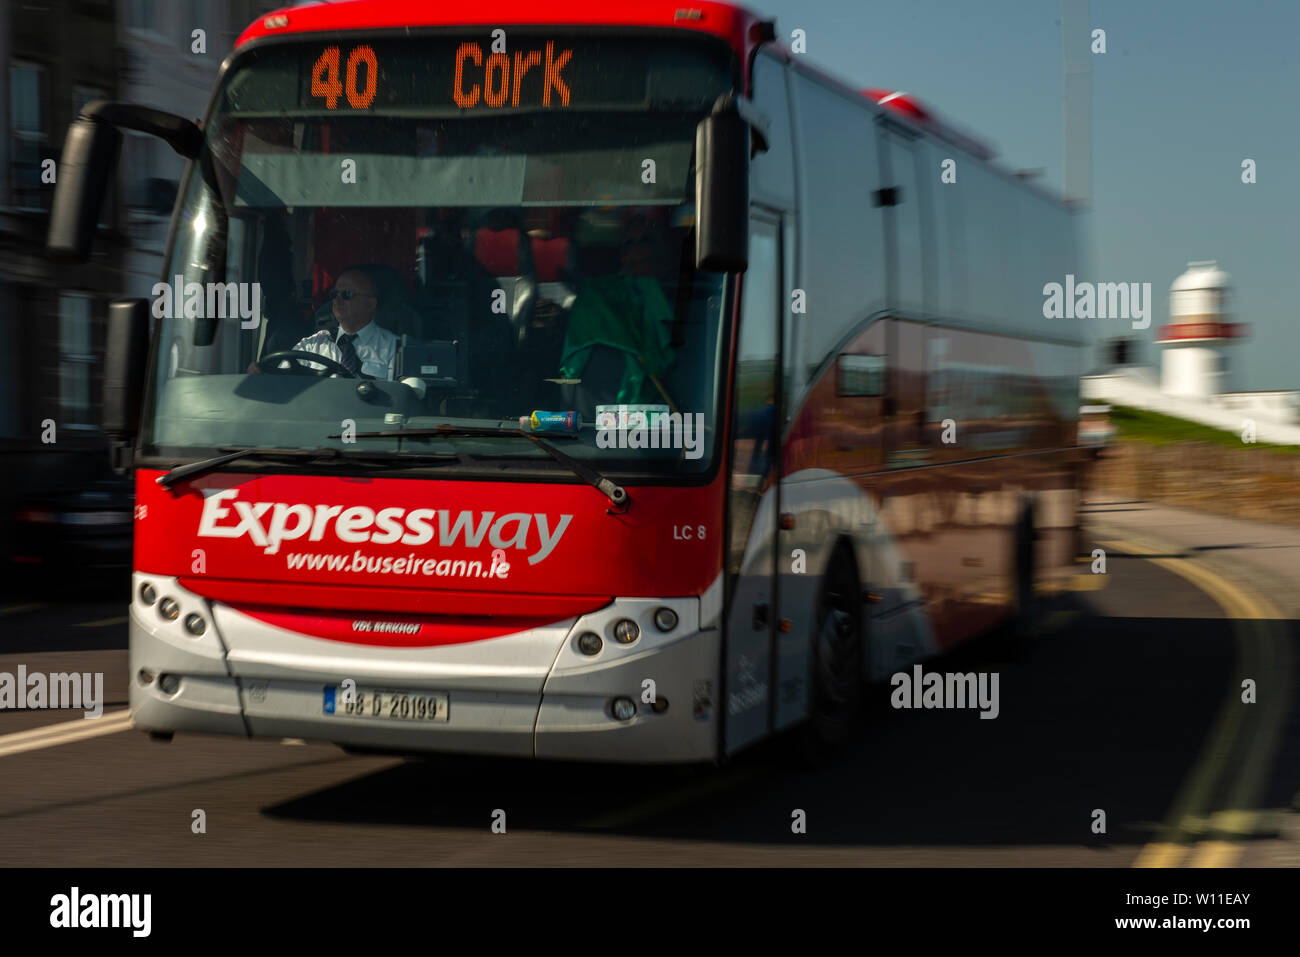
left=337, top=332, right=361, bottom=375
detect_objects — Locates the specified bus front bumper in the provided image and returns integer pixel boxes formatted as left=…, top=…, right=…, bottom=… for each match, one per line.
left=127, top=575, right=721, bottom=764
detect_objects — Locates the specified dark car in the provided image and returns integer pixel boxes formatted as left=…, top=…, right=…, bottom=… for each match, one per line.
left=12, top=475, right=134, bottom=580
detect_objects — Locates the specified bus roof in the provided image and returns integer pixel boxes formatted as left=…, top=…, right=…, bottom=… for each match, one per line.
left=237, top=0, right=763, bottom=57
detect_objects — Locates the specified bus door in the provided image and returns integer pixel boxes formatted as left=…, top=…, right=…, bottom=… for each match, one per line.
left=723, top=211, right=783, bottom=756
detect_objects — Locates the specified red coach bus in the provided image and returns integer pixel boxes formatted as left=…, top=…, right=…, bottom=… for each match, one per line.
left=48, top=0, right=1086, bottom=762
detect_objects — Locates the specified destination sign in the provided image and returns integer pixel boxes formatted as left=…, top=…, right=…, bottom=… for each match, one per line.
left=221, top=35, right=735, bottom=114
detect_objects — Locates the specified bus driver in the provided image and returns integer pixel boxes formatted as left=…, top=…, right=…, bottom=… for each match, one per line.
left=250, top=269, right=399, bottom=380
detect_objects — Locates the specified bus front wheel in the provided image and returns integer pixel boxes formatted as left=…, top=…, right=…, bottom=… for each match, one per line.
left=802, top=544, right=865, bottom=760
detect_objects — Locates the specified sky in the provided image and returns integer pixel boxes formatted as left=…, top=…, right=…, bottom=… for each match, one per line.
left=746, top=0, right=1300, bottom=389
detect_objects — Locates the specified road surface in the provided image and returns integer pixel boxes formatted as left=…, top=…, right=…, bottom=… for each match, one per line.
left=1, top=496, right=1296, bottom=866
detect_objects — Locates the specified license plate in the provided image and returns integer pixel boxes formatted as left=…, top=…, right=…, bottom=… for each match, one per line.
left=323, top=686, right=449, bottom=722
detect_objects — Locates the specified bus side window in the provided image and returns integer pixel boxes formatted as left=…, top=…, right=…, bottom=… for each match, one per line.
left=750, top=53, right=794, bottom=208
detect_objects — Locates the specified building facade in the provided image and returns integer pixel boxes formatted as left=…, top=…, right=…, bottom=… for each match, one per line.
left=0, top=0, right=280, bottom=557
left=0, top=0, right=123, bottom=549
left=119, top=1, right=283, bottom=298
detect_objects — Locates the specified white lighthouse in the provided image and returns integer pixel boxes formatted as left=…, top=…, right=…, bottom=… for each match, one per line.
left=1083, top=260, right=1300, bottom=439
left=1157, top=261, right=1247, bottom=398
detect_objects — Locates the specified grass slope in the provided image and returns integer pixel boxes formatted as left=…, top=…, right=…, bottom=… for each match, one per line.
left=1108, top=404, right=1300, bottom=454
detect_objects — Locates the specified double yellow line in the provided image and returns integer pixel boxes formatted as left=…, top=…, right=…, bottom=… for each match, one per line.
left=1096, top=536, right=1291, bottom=868
left=0, top=709, right=133, bottom=759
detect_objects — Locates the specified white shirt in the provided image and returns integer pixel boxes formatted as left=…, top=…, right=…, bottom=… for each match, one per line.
left=293, top=320, right=398, bottom=380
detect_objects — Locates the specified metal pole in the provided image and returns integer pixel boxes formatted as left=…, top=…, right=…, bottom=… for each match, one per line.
left=1062, top=0, right=1092, bottom=207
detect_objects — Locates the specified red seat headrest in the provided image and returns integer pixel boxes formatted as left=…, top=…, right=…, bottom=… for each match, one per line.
left=475, top=227, right=521, bottom=275
left=531, top=237, right=569, bottom=282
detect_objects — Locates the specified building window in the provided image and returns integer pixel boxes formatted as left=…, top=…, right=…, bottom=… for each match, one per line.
left=59, top=293, right=96, bottom=428
left=127, top=0, right=159, bottom=31
left=10, top=63, right=48, bottom=211
left=125, top=132, right=177, bottom=220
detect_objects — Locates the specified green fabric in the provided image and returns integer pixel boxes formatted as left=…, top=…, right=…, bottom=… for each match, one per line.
left=559, top=276, right=675, bottom=404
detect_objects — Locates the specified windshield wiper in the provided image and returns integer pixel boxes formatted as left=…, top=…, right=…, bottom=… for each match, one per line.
left=333, top=425, right=630, bottom=510
left=156, top=446, right=456, bottom=488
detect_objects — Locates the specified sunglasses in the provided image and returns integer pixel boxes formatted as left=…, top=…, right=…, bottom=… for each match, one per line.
left=327, top=288, right=376, bottom=302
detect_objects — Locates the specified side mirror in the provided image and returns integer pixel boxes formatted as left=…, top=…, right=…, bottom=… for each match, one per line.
left=46, top=117, right=122, bottom=263
left=47, top=101, right=202, bottom=264
left=694, top=98, right=750, bottom=273
left=103, top=299, right=152, bottom=471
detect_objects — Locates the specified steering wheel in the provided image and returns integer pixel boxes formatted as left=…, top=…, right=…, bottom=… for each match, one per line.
left=255, top=350, right=356, bottom=378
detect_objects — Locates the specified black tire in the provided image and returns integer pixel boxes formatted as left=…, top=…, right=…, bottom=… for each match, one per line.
left=801, top=543, right=866, bottom=761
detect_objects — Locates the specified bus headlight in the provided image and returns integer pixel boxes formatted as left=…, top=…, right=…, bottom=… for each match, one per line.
left=139, top=582, right=157, bottom=606
left=613, top=619, right=640, bottom=644
left=183, top=614, right=206, bottom=636
left=577, top=632, right=602, bottom=656
left=653, top=607, right=678, bottom=632
left=611, top=697, right=636, bottom=721
left=158, top=598, right=180, bottom=621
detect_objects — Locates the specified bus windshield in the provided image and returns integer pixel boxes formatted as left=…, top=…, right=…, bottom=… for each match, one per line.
left=142, top=33, right=737, bottom=478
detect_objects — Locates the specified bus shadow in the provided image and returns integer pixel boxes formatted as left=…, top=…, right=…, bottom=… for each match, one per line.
left=263, top=591, right=1243, bottom=852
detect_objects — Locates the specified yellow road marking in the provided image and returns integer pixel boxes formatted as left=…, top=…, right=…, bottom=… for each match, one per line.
left=1133, top=843, right=1188, bottom=868
left=1187, top=841, right=1241, bottom=868
left=0, top=711, right=130, bottom=744
left=1206, top=809, right=1263, bottom=837
left=1142, top=555, right=1283, bottom=848
left=1098, top=537, right=1287, bottom=869
left=1065, top=573, right=1108, bottom=591
left=74, top=616, right=129, bottom=628
left=0, top=709, right=133, bottom=759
